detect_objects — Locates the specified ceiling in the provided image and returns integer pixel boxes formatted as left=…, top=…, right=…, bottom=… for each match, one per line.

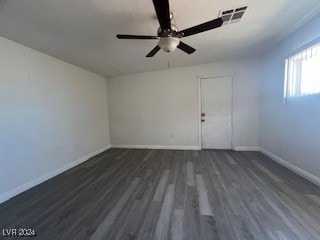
left=0, top=0, right=320, bottom=77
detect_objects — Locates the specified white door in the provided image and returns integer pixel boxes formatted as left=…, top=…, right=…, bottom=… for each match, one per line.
left=201, top=76, right=232, bottom=149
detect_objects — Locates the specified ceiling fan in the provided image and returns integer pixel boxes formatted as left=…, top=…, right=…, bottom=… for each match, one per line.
left=116, top=0, right=224, bottom=57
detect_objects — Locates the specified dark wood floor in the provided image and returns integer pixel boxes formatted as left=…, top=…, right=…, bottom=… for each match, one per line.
left=1, top=149, right=320, bottom=240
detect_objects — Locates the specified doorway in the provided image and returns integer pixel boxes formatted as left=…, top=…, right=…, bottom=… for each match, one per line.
left=200, top=76, right=233, bottom=149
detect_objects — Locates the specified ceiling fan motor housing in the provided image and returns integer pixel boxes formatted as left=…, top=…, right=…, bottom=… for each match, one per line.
left=157, top=23, right=178, bottom=37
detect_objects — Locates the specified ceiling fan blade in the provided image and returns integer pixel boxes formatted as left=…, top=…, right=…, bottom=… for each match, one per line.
left=117, top=34, right=159, bottom=40
left=146, top=45, right=161, bottom=57
left=177, top=41, right=196, bottom=54
left=177, top=18, right=223, bottom=37
left=152, top=0, right=171, bottom=30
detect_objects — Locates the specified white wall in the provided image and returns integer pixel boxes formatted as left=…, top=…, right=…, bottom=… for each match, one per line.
left=0, top=37, right=110, bottom=201
left=108, top=58, right=260, bottom=149
left=259, top=13, right=320, bottom=180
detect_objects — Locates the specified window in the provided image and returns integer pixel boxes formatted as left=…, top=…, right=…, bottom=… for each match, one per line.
left=284, top=41, right=320, bottom=98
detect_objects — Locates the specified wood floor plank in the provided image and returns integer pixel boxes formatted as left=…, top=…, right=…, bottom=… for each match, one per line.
left=185, top=186, right=201, bottom=240
left=195, top=175, right=213, bottom=216
left=155, top=184, right=175, bottom=240
left=89, top=178, right=141, bottom=240
left=153, top=170, right=170, bottom=202
left=186, top=162, right=196, bottom=186
left=251, top=160, right=283, bottom=182
left=171, top=209, right=184, bottom=240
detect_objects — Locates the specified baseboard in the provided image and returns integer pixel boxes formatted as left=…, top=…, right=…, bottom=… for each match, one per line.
left=234, top=146, right=260, bottom=151
left=259, top=147, right=320, bottom=187
left=111, top=144, right=201, bottom=150
left=0, top=145, right=111, bottom=204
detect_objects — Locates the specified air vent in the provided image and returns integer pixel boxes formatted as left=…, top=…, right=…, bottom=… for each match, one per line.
left=219, top=6, right=247, bottom=25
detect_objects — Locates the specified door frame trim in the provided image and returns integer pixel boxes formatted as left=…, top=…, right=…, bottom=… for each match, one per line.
left=197, top=75, right=234, bottom=150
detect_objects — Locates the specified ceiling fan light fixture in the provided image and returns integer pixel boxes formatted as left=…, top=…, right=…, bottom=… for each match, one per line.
left=158, top=37, right=180, bottom=52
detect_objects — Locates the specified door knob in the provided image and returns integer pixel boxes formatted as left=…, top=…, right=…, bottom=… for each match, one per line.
left=201, top=119, right=205, bottom=122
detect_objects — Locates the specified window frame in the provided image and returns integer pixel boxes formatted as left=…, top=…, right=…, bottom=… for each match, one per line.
left=284, top=37, right=320, bottom=99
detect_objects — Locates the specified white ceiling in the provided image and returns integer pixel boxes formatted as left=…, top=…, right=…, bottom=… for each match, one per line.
left=0, top=0, right=320, bottom=77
